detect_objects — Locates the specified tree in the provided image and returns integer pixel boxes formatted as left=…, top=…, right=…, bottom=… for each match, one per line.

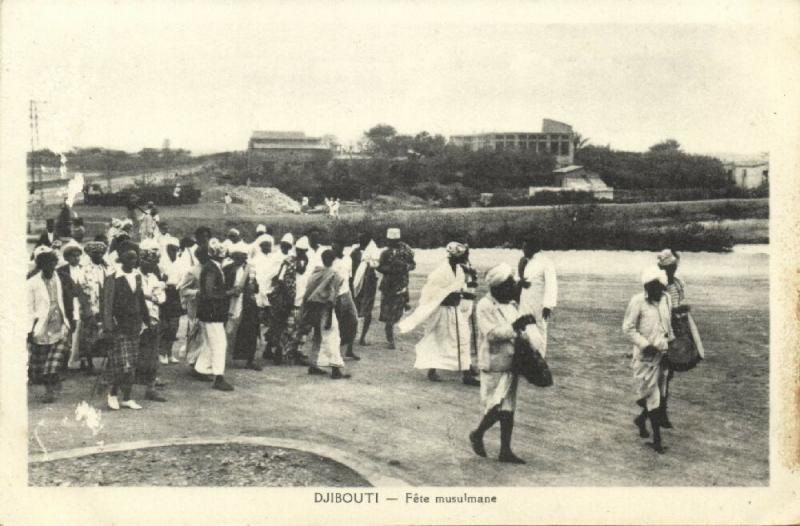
left=648, top=139, right=681, bottom=154
left=572, top=133, right=590, bottom=151
left=363, top=124, right=398, bottom=157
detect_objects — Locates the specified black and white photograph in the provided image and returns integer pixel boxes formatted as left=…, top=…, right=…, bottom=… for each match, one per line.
left=1, top=1, right=799, bottom=524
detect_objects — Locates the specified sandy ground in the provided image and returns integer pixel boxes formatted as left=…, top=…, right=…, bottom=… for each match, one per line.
left=27, top=249, right=769, bottom=486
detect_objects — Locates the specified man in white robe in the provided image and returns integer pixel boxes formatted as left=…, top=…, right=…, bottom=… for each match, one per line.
left=518, top=238, right=557, bottom=357
left=398, top=242, right=475, bottom=382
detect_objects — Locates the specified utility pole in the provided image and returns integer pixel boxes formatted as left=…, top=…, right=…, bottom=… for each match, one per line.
left=29, top=100, right=46, bottom=220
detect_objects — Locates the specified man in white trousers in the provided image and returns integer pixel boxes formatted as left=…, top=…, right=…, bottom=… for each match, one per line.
left=517, top=238, right=557, bottom=356
left=195, top=238, right=238, bottom=391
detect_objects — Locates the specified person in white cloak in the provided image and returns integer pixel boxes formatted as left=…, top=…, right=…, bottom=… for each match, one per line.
left=223, top=241, right=250, bottom=354
left=517, top=238, right=557, bottom=357
left=351, top=233, right=382, bottom=346
left=469, top=263, right=540, bottom=464
left=623, top=265, right=675, bottom=454
left=398, top=241, right=476, bottom=383
left=250, top=234, right=285, bottom=360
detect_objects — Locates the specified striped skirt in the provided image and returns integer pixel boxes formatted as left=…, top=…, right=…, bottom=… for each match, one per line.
left=28, top=339, right=68, bottom=382
left=105, top=333, right=140, bottom=385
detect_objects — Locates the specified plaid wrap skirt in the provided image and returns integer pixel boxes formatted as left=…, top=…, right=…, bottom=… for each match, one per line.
left=136, top=324, right=160, bottom=384
left=28, top=339, right=68, bottom=381
left=105, top=332, right=140, bottom=385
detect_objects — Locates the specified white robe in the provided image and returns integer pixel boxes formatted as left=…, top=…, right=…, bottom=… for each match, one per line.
left=315, top=309, right=343, bottom=368
left=400, top=262, right=473, bottom=371
left=518, top=252, right=557, bottom=356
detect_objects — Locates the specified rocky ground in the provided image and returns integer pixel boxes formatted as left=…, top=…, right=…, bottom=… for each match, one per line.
left=29, top=444, right=369, bottom=487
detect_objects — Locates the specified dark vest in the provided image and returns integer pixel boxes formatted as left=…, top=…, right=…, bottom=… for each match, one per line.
left=107, top=273, right=148, bottom=336
left=197, top=261, right=230, bottom=323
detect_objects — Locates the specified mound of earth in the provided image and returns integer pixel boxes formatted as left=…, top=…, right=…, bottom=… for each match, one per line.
left=29, top=443, right=371, bottom=487
left=203, top=185, right=301, bottom=214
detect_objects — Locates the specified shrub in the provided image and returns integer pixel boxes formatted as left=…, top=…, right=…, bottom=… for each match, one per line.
left=83, top=183, right=201, bottom=206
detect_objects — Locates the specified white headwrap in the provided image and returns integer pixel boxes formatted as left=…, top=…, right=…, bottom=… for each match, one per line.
left=281, top=233, right=294, bottom=245
left=256, top=224, right=267, bottom=234
left=485, top=263, right=512, bottom=287
left=33, top=245, right=54, bottom=259
left=386, top=228, right=401, bottom=240
left=641, top=265, right=668, bottom=286
left=656, top=249, right=679, bottom=268
left=295, top=236, right=310, bottom=250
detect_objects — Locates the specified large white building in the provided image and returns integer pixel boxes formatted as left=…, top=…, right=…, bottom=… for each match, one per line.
left=450, top=119, right=575, bottom=167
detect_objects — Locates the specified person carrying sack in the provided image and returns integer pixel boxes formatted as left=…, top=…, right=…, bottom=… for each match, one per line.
left=469, top=263, right=541, bottom=465
left=656, top=249, right=704, bottom=429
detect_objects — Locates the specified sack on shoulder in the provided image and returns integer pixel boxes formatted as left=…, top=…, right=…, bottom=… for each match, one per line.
left=666, top=308, right=701, bottom=372
left=512, top=336, right=553, bottom=387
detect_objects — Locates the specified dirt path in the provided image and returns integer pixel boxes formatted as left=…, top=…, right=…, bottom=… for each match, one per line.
left=27, top=267, right=769, bottom=486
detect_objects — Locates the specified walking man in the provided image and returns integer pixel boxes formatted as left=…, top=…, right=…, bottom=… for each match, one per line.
left=351, top=233, right=381, bottom=346
left=399, top=242, right=474, bottom=383
left=377, top=228, right=415, bottom=349
left=518, top=238, right=557, bottom=356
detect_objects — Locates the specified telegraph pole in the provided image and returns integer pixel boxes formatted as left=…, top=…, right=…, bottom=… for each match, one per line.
left=29, top=100, right=46, bottom=219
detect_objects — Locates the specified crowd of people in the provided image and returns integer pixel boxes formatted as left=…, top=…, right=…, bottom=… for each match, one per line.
left=27, top=204, right=703, bottom=462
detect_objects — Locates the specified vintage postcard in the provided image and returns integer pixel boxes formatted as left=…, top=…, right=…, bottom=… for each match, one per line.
left=0, top=0, right=798, bottom=524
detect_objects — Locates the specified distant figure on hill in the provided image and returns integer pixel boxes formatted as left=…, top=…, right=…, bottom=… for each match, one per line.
left=223, top=192, right=232, bottom=215
left=173, top=182, right=181, bottom=200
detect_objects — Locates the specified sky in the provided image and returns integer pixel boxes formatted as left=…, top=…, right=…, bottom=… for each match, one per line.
left=2, top=1, right=780, bottom=156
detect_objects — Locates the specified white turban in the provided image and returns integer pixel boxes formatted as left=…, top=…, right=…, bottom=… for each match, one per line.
left=295, top=236, right=310, bottom=250
left=281, top=233, right=294, bottom=245
left=485, top=263, right=512, bottom=287
left=255, top=234, right=274, bottom=247
left=256, top=224, right=267, bottom=234
left=62, top=240, right=83, bottom=257
left=641, top=265, right=668, bottom=286
left=656, top=249, right=679, bottom=268
left=386, top=228, right=401, bottom=240
left=230, top=241, right=249, bottom=255
left=33, top=245, right=54, bottom=259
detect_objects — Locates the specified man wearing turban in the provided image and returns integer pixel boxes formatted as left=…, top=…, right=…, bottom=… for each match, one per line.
left=398, top=241, right=476, bottom=383
left=469, top=263, right=540, bottom=464
left=376, top=228, right=415, bottom=349
left=518, top=238, right=558, bottom=357
left=194, top=238, right=237, bottom=391
left=622, top=264, right=675, bottom=454
left=78, top=239, right=109, bottom=375
left=656, top=248, right=704, bottom=429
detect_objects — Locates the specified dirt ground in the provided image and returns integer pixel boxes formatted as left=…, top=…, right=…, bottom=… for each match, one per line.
left=27, top=253, right=769, bottom=486
left=29, top=444, right=369, bottom=487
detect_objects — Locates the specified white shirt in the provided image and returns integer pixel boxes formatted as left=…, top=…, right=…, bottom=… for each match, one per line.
left=119, top=268, right=139, bottom=293
left=160, top=256, right=184, bottom=286
left=519, top=252, right=558, bottom=315
left=333, top=256, right=352, bottom=296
